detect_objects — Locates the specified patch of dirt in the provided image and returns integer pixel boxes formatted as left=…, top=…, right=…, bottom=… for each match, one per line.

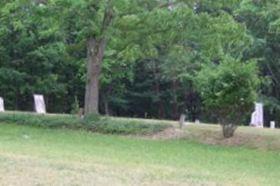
left=142, top=125, right=280, bottom=150
left=144, top=127, right=186, bottom=140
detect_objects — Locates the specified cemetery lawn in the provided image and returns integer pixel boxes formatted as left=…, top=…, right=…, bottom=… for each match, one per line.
left=1, top=123, right=280, bottom=186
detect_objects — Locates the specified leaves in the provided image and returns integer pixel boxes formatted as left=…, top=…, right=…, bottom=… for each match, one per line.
left=0, top=0, right=275, bottom=123
left=195, top=57, right=259, bottom=124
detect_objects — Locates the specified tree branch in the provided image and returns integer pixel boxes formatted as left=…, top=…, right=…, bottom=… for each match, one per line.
left=101, top=0, right=114, bottom=34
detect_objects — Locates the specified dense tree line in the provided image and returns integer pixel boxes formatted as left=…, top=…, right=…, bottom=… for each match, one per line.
left=0, top=0, right=279, bottom=127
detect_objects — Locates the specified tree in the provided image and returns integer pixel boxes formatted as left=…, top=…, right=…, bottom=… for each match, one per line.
left=0, top=0, right=271, bottom=125
left=195, top=58, right=259, bottom=138
left=106, top=0, right=253, bottom=120
left=235, top=0, right=280, bottom=126
left=48, top=0, right=178, bottom=115
left=0, top=0, right=70, bottom=111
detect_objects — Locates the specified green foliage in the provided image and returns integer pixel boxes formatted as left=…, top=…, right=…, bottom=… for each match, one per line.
left=0, top=0, right=277, bottom=125
left=83, top=115, right=167, bottom=134
left=0, top=0, right=75, bottom=111
left=195, top=58, right=259, bottom=125
left=0, top=112, right=81, bottom=128
left=235, top=0, right=280, bottom=125
left=0, top=112, right=169, bottom=135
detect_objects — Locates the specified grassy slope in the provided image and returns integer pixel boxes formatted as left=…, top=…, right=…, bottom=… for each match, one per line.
left=0, top=123, right=280, bottom=186
left=182, top=124, right=280, bottom=150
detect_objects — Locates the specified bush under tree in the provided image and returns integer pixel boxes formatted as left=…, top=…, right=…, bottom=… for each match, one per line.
left=195, top=58, right=259, bottom=138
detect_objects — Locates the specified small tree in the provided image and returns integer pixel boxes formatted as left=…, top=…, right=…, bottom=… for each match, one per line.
left=195, top=58, right=259, bottom=138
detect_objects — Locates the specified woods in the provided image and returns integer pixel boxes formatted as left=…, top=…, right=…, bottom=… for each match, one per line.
left=0, top=0, right=279, bottom=126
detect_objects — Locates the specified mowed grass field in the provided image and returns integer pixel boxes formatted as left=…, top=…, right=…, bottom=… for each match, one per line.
left=0, top=122, right=280, bottom=186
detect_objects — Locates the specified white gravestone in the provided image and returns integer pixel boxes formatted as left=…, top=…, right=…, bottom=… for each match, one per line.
left=270, top=121, right=275, bottom=129
left=34, top=94, right=46, bottom=114
left=0, top=97, right=4, bottom=112
left=250, top=103, right=264, bottom=128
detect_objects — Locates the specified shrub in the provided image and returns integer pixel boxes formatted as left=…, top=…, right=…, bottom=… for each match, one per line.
left=195, top=59, right=259, bottom=138
left=0, top=112, right=169, bottom=135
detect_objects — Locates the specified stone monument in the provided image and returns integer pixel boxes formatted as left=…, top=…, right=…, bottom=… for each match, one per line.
left=270, top=121, right=275, bottom=129
left=34, top=94, right=46, bottom=114
left=0, top=97, right=4, bottom=112
left=250, top=102, right=264, bottom=128
left=179, top=114, right=186, bottom=128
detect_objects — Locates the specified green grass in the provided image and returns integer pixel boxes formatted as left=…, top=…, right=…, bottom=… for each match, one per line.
left=0, top=111, right=169, bottom=135
left=0, top=123, right=280, bottom=186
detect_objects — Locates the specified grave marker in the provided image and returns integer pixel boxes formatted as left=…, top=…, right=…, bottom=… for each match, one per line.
left=179, top=114, right=186, bottom=128
left=34, top=94, right=46, bottom=114
left=270, top=121, right=275, bottom=129
left=0, top=97, right=4, bottom=112
left=250, top=103, right=264, bottom=128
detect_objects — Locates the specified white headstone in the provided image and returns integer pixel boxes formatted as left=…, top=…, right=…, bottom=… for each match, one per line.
left=270, top=121, right=275, bottom=129
left=34, top=94, right=46, bottom=114
left=0, top=97, right=4, bottom=112
left=195, top=119, right=200, bottom=125
left=250, top=103, right=264, bottom=128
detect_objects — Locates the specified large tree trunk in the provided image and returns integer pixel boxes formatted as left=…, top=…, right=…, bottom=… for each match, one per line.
left=84, top=38, right=106, bottom=115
